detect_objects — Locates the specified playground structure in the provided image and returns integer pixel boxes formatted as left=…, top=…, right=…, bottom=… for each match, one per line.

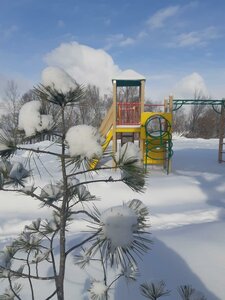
left=95, top=71, right=225, bottom=172
left=97, top=71, right=174, bottom=173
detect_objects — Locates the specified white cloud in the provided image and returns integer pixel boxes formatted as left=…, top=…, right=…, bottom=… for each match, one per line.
left=173, top=27, right=221, bottom=48
left=44, top=41, right=121, bottom=95
left=57, top=20, right=65, bottom=28
left=147, top=6, right=180, bottom=29
left=176, top=32, right=201, bottom=47
left=137, top=30, right=148, bottom=39
left=103, top=18, right=111, bottom=26
left=119, top=37, right=135, bottom=47
left=0, top=25, right=18, bottom=39
left=104, top=34, right=136, bottom=50
left=173, top=72, right=209, bottom=98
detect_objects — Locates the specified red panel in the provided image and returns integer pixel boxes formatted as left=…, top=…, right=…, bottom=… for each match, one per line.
left=117, top=102, right=141, bottom=125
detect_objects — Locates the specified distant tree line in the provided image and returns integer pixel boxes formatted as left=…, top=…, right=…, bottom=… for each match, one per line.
left=0, top=81, right=112, bottom=143
left=0, top=81, right=221, bottom=141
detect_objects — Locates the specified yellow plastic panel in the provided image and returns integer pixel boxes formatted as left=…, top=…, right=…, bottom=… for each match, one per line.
left=140, top=112, right=172, bottom=139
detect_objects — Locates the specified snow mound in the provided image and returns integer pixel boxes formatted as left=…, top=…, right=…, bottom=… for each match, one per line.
left=66, top=125, right=102, bottom=159
left=18, top=101, right=53, bottom=137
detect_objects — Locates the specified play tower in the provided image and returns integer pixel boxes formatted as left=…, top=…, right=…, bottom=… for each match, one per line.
left=97, top=70, right=173, bottom=173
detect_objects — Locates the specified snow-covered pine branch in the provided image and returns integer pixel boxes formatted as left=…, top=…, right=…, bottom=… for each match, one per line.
left=0, top=83, right=151, bottom=300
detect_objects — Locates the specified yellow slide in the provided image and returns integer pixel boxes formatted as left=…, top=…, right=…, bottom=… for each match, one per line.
left=101, top=128, right=113, bottom=152
left=90, top=105, right=113, bottom=169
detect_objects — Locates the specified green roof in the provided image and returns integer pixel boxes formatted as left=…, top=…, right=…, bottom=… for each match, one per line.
left=115, top=80, right=142, bottom=87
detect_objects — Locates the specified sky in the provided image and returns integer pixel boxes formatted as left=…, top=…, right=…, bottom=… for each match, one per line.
left=0, top=0, right=225, bottom=101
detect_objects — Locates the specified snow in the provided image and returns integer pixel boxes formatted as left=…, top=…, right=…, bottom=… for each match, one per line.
left=115, top=142, right=142, bottom=166
left=89, top=281, right=108, bottom=299
left=0, top=137, right=225, bottom=299
left=100, top=205, right=138, bottom=249
left=22, top=185, right=36, bottom=194
left=66, top=125, right=103, bottom=159
left=0, top=129, right=10, bottom=151
left=0, top=248, right=11, bottom=269
left=9, top=162, right=29, bottom=181
left=42, top=66, right=78, bottom=93
left=40, top=184, right=62, bottom=202
left=18, top=101, right=53, bottom=137
left=113, top=69, right=146, bottom=81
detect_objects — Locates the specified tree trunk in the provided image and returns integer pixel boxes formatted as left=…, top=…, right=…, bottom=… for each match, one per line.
left=56, top=106, right=68, bottom=300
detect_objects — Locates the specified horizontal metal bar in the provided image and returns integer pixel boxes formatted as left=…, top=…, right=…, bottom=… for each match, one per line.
left=173, top=99, right=224, bottom=103
left=172, top=99, right=225, bottom=112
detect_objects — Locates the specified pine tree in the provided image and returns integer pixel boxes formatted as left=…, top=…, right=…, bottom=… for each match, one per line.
left=0, top=84, right=150, bottom=300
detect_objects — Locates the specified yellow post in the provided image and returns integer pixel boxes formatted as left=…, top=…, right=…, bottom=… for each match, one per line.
left=164, top=97, right=168, bottom=112
left=140, top=80, right=145, bottom=114
left=169, top=95, right=173, bottom=113
left=140, top=80, right=145, bottom=161
left=112, top=80, right=117, bottom=155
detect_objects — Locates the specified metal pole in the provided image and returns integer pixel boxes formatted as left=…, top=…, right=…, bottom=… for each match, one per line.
left=218, top=100, right=225, bottom=163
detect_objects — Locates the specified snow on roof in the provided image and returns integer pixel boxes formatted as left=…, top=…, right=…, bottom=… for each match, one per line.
left=113, top=69, right=145, bottom=81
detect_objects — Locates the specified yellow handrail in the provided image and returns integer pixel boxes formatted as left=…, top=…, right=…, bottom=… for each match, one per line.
left=99, top=104, right=113, bottom=136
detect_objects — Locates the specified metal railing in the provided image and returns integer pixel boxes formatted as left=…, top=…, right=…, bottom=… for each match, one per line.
left=116, top=102, right=165, bottom=125
left=117, top=102, right=141, bottom=125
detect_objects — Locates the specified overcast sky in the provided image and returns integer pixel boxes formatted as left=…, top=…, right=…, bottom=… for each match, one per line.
left=0, top=0, right=225, bottom=101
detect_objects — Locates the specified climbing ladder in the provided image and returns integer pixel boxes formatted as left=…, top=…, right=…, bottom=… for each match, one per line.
left=143, top=114, right=173, bottom=173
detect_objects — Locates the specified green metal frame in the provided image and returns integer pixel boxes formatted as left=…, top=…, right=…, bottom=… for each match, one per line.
left=173, top=99, right=225, bottom=114
left=144, top=114, right=173, bottom=173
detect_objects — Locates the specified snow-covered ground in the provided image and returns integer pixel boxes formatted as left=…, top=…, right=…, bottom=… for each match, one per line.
left=0, top=137, right=224, bottom=299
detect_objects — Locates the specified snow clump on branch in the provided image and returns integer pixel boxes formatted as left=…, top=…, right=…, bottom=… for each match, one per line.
left=100, top=205, right=138, bottom=249
left=89, top=280, right=108, bottom=300
left=115, top=142, right=142, bottom=166
left=42, top=66, right=78, bottom=93
left=66, top=125, right=103, bottom=159
left=86, top=200, right=150, bottom=267
left=18, top=101, right=53, bottom=137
